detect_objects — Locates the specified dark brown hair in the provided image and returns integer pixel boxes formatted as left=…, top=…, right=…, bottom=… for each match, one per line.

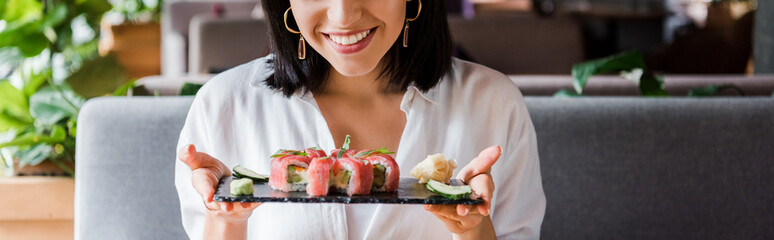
left=261, top=0, right=453, bottom=96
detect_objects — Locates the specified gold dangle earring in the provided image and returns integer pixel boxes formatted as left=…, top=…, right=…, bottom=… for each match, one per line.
left=284, top=7, right=306, bottom=60
left=403, top=0, right=422, bottom=47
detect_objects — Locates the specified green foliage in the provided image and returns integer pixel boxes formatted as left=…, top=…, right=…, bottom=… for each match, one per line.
left=571, top=51, right=646, bottom=94
left=112, top=79, right=136, bottom=96
left=564, top=50, right=667, bottom=97
left=553, top=89, right=582, bottom=98
left=179, top=82, right=204, bottom=96
left=110, top=0, right=162, bottom=23
left=29, top=85, right=84, bottom=126
left=561, top=50, right=747, bottom=97
left=0, top=80, right=33, bottom=132
left=66, top=53, right=128, bottom=98
left=688, top=84, right=745, bottom=97
left=0, top=0, right=129, bottom=176
left=2, top=0, right=43, bottom=23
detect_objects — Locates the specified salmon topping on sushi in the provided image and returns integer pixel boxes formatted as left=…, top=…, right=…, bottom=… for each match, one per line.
left=269, top=135, right=398, bottom=195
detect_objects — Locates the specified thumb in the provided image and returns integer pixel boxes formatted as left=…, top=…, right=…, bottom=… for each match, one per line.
left=178, top=144, right=229, bottom=174
left=457, top=145, right=501, bottom=182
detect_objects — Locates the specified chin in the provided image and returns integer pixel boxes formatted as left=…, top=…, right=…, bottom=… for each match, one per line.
left=329, top=60, right=381, bottom=77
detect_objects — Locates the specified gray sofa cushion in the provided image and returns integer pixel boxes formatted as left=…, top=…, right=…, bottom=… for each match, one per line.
left=75, top=96, right=774, bottom=239
left=527, top=97, right=774, bottom=240
left=75, top=97, right=193, bottom=240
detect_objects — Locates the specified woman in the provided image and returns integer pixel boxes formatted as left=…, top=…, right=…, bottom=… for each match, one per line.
left=175, top=0, right=546, bottom=239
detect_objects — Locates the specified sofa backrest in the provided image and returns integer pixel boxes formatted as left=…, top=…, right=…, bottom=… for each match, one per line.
left=75, top=96, right=774, bottom=239
left=527, top=97, right=774, bottom=240
left=75, top=97, right=193, bottom=240
left=512, top=74, right=774, bottom=96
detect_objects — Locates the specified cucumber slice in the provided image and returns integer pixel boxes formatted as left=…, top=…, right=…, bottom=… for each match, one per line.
left=372, top=165, right=386, bottom=188
left=233, top=165, right=269, bottom=182
left=230, top=178, right=254, bottom=196
left=426, top=179, right=473, bottom=200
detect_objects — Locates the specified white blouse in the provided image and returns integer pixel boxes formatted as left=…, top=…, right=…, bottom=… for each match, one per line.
left=175, top=55, right=546, bottom=240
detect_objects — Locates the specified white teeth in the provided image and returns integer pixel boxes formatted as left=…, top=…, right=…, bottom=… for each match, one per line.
left=329, top=29, right=371, bottom=46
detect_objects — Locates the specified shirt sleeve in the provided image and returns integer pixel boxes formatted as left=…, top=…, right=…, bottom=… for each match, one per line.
left=174, top=91, right=213, bottom=240
left=490, top=89, right=547, bottom=240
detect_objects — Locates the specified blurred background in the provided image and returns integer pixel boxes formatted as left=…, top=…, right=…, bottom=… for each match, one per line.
left=1, top=0, right=773, bottom=239
left=456, top=0, right=761, bottom=75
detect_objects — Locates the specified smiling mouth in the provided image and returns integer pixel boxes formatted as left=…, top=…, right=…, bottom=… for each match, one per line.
left=324, top=27, right=376, bottom=46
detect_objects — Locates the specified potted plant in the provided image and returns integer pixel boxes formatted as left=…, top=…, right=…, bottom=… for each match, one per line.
left=0, top=0, right=130, bottom=177
left=99, top=0, right=162, bottom=79
left=0, top=0, right=132, bottom=238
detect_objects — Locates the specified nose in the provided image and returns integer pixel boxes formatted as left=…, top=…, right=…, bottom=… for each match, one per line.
left=327, top=0, right=362, bottom=28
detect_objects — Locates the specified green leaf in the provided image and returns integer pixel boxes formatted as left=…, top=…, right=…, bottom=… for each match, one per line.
left=0, top=21, right=48, bottom=57
left=342, top=135, right=351, bottom=150
left=571, top=50, right=646, bottom=94
left=0, top=80, right=33, bottom=126
left=179, top=82, right=204, bottom=96
left=41, top=4, right=68, bottom=28
left=16, top=143, right=51, bottom=167
left=269, top=149, right=308, bottom=158
left=29, top=85, right=84, bottom=126
left=22, top=70, right=47, bottom=97
left=1, top=0, right=42, bottom=23
left=553, top=89, right=582, bottom=98
left=688, top=84, right=745, bottom=97
left=337, top=135, right=352, bottom=159
left=16, top=32, right=48, bottom=57
left=66, top=118, right=76, bottom=137
left=76, top=0, right=112, bottom=23
left=112, top=79, right=136, bottom=96
left=374, top=147, right=395, bottom=155
left=354, top=147, right=395, bottom=158
left=354, top=150, right=372, bottom=158
left=49, top=125, right=66, bottom=141
left=0, top=131, right=64, bottom=149
left=61, top=39, right=99, bottom=69
left=66, top=54, right=129, bottom=98
left=0, top=110, right=29, bottom=132
left=639, top=72, right=668, bottom=97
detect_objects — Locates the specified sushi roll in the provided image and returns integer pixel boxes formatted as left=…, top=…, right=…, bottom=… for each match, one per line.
left=306, top=156, right=334, bottom=196
left=269, top=150, right=312, bottom=192
left=330, top=149, right=357, bottom=161
left=356, top=148, right=399, bottom=192
left=305, top=147, right=327, bottom=158
left=331, top=155, right=373, bottom=196
left=330, top=135, right=356, bottom=161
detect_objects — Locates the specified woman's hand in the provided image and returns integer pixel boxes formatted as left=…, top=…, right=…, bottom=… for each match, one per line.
left=178, top=144, right=261, bottom=222
left=424, top=146, right=501, bottom=240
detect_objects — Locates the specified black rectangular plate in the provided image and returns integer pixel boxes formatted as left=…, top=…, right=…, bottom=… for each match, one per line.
left=214, top=177, right=483, bottom=205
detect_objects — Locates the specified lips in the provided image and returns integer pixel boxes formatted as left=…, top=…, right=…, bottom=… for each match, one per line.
left=323, top=27, right=377, bottom=54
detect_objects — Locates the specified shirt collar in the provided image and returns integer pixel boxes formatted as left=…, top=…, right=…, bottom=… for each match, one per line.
left=407, top=83, right=439, bottom=106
